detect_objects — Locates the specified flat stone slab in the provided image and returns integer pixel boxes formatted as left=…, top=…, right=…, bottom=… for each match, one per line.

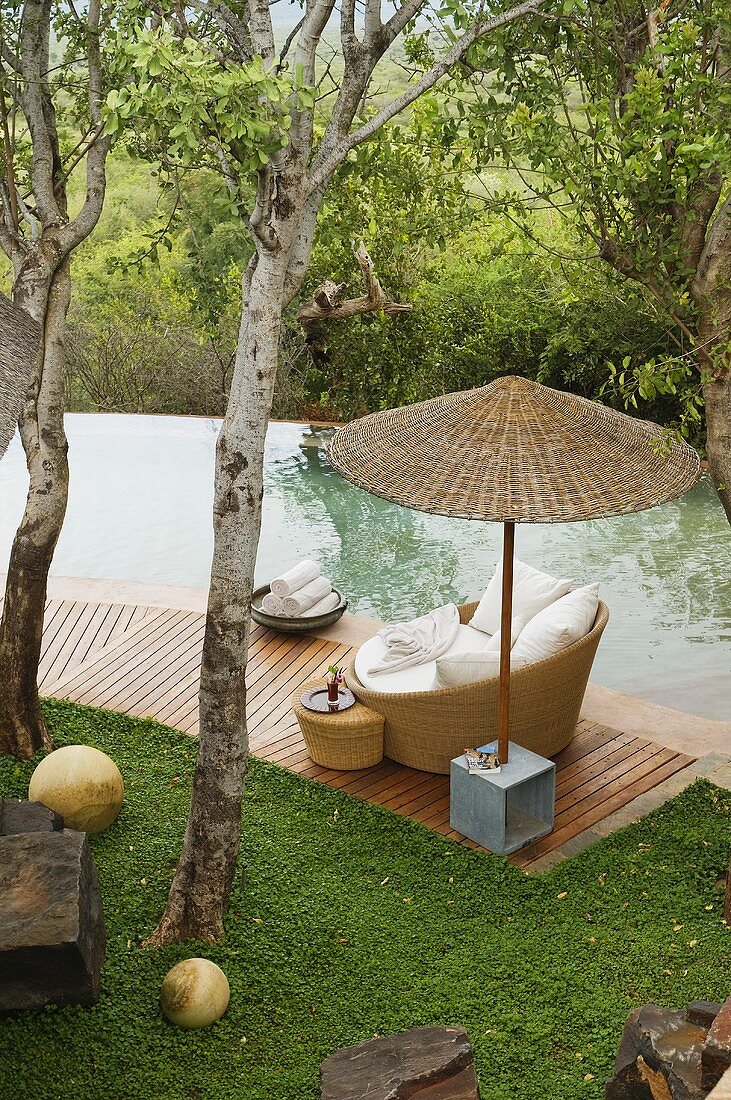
left=704, top=998, right=731, bottom=1092
left=0, top=797, right=64, bottom=835
left=0, top=830, right=105, bottom=1011
left=320, top=1026, right=480, bottom=1099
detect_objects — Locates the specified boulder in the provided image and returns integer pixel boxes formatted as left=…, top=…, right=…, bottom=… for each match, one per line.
left=0, top=797, right=64, bottom=835
left=703, top=999, right=731, bottom=1093
left=28, top=744, right=124, bottom=834
left=686, top=1003, right=723, bottom=1030
left=606, top=1005, right=707, bottom=1100
left=320, top=1026, right=480, bottom=1099
left=0, top=830, right=105, bottom=1011
left=160, top=959, right=231, bottom=1029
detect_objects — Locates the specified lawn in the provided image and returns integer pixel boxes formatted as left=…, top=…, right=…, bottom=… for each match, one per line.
left=1, top=700, right=729, bottom=1100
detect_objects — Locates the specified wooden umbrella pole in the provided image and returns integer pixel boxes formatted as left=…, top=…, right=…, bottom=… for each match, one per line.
left=497, top=521, right=515, bottom=765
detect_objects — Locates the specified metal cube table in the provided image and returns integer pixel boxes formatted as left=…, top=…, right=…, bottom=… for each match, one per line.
left=450, top=743, right=556, bottom=855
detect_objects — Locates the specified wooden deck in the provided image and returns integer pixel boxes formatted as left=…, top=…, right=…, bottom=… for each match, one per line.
left=32, top=596, right=694, bottom=869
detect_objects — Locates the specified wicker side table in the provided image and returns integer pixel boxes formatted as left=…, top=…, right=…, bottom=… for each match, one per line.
left=293, top=680, right=384, bottom=770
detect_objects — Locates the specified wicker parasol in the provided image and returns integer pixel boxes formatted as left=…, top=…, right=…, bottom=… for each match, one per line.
left=329, top=375, right=700, bottom=764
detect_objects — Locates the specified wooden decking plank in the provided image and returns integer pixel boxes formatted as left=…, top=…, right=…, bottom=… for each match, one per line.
left=40, top=601, right=111, bottom=688
left=551, top=724, right=621, bottom=767
left=339, top=763, right=428, bottom=802
left=333, top=759, right=404, bottom=794
left=556, top=738, right=650, bottom=800
left=75, top=603, right=126, bottom=664
left=48, top=615, right=191, bottom=706
left=38, top=601, right=81, bottom=677
left=247, top=644, right=351, bottom=734
left=97, top=603, right=162, bottom=654
left=412, top=796, right=452, bottom=829
left=541, top=749, right=683, bottom=842
left=553, top=732, right=639, bottom=790
left=44, top=608, right=192, bottom=698
left=554, top=743, right=668, bottom=817
left=59, top=608, right=194, bottom=692
left=245, top=637, right=332, bottom=706
left=247, top=637, right=348, bottom=718
left=100, top=616, right=207, bottom=710
left=381, top=775, right=449, bottom=813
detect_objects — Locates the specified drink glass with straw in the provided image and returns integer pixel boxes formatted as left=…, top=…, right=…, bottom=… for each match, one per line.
left=326, top=665, right=345, bottom=710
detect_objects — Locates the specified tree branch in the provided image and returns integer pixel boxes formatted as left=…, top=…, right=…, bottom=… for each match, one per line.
left=57, top=0, right=112, bottom=252
left=310, top=0, right=548, bottom=188
left=247, top=0, right=275, bottom=61
left=19, top=0, right=64, bottom=227
left=297, top=240, right=412, bottom=332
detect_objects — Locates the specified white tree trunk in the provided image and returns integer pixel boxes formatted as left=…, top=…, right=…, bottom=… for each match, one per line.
left=0, top=293, right=41, bottom=462
left=146, top=248, right=290, bottom=943
left=0, top=258, right=71, bottom=757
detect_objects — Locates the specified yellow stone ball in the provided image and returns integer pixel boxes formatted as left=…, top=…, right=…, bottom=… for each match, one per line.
left=28, top=744, right=124, bottom=834
left=160, top=959, right=230, bottom=1029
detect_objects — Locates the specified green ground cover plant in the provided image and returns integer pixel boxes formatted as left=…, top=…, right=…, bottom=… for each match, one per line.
left=0, top=700, right=728, bottom=1099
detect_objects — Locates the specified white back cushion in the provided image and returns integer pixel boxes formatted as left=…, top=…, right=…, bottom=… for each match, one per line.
left=482, top=612, right=531, bottom=655
left=469, top=558, right=573, bottom=636
left=512, top=584, right=600, bottom=664
left=435, top=651, right=529, bottom=689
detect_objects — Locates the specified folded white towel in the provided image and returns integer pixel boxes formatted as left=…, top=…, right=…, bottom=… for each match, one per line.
left=368, top=603, right=460, bottom=675
left=262, top=592, right=285, bottom=616
left=271, top=559, right=320, bottom=598
left=302, top=591, right=341, bottom=618
left=283, top=576, right=332, bottom=616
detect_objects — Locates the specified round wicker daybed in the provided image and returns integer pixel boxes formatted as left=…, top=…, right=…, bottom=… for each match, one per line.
left=346, top=600, right=610, bottom=774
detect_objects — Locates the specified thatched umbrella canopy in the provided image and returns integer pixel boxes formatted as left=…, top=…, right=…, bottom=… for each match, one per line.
left=329, top=376, right=700, bottom=764
left=0, top=292, right=40, bottom=462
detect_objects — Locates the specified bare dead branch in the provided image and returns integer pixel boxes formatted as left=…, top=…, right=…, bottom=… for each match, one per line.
left=297, top=240, right=412, bottom=357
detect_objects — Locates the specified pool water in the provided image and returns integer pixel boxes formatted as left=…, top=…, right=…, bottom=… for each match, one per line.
left=1, top=414, right=729, bottom=720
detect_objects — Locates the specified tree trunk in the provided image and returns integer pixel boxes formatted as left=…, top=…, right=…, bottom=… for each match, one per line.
left=694, top=195, right=731, bottom=523
left=0, top=260, right=72, bottom=758
left=0, top=293, right=41, bottom=462
left=699, top=283, right=731, bottom=522
left=145, top=249, right=289, bottom=945
left=703, top=369, right=731, bottom=523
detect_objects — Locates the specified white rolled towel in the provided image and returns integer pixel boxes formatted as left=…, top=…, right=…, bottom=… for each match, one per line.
left=302, top=591, right=341, bottom=618
left=283, top=576, right=332, bottom=616
left=262, top=592, right=285, bottom=616
left=271, top=559, right=320, bottom=598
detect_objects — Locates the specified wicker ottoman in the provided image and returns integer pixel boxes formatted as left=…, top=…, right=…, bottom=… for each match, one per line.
left=293, top=680, right=384, bottom=770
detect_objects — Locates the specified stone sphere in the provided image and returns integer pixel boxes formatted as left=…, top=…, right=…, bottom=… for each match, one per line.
left=28, top=745, right=124, bottom=834
left=160, top=959, right=230, bottom=1029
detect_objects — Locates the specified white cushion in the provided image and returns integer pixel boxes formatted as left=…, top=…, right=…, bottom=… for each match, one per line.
left=512, top=583, right=600, bottom=664
left=435, top=651, right=530, bottom=689
left=469, top=558, right=573, bottom=636
left=354, top=623, right=488, bottom=694
left=482, top=612, right=531, bottom=655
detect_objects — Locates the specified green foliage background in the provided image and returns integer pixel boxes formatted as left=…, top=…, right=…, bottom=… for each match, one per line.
left=58, top=129, right=694, bottom=437
left=0, top=700, right=728, bottom=1099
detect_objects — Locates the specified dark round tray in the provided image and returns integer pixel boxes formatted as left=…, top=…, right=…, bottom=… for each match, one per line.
left=251, top=583, right=347, bottom=633
left=300, top=686, right=356, bottom=713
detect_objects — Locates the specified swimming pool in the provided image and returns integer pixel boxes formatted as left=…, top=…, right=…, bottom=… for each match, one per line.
left=1, top=414, right=729, bottom=719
